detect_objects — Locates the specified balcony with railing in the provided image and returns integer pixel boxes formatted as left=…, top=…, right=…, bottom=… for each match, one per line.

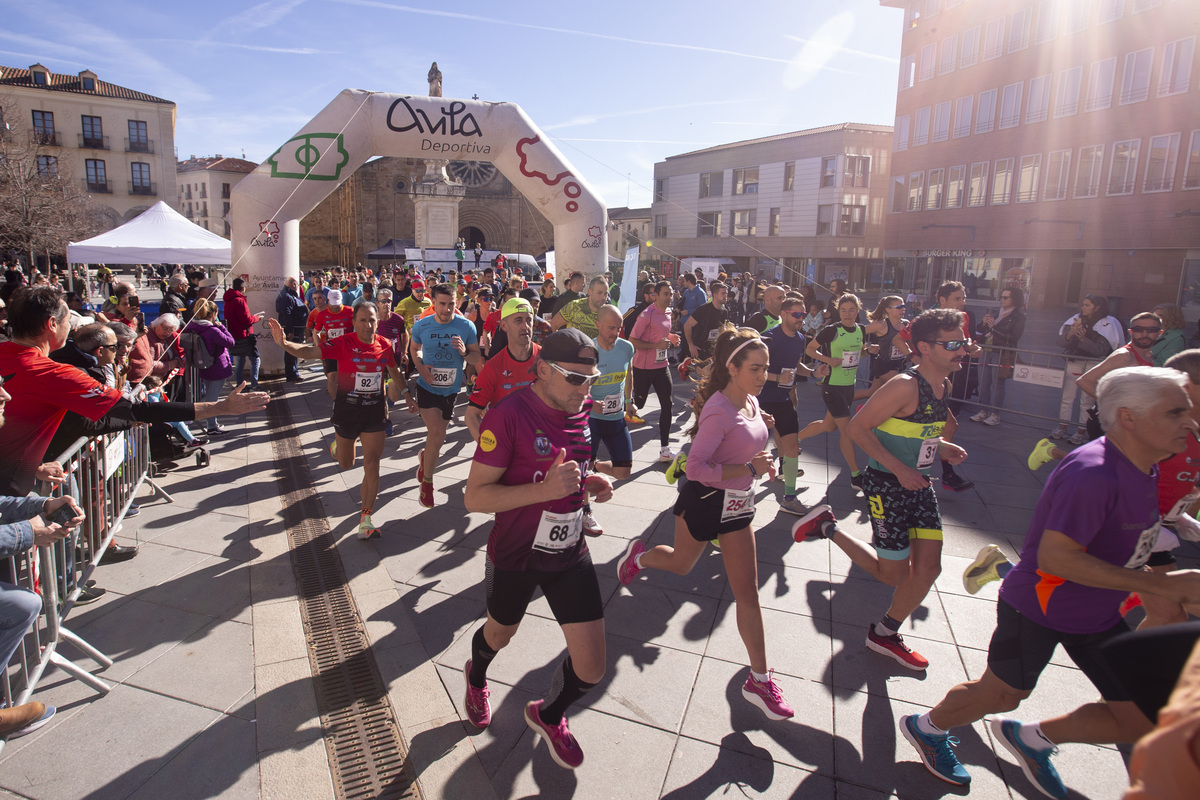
left=78, top=134, right=109, bottom=150
left=32, top=129, right=62, bottom=147
left=125, top=137, right=155, bottom=154
left=129, top=181, right=157, bottom=196
left=83, top=178, right=112, bottom=194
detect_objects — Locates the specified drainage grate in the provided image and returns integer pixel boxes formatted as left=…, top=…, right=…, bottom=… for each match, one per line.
left=269, top=399, right=421, bottom=800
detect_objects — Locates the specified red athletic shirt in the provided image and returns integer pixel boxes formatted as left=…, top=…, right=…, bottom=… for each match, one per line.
left=0, top=342, right=121, bottom=493
left=318, top=334, right=396, bottom=407
left=483, top=309, right=503, bottom=338
left=311, top=306, right=354, bottom=343
left=1158, top=431, right=1200, bottom=519
left=468, top=344, right=540, bottom=409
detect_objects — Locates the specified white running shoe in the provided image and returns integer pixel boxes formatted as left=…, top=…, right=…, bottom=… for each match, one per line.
left=658, top=446, right=677, bottom=463
left=970, top=410, right=990, bottom=422
left=582, top=511, right=604, bottom=537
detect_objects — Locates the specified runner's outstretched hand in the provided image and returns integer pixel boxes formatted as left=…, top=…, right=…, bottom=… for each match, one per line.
left=219, top=382, right=270, bottom=415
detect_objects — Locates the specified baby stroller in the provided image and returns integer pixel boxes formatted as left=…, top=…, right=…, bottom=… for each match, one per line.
left=144, top=371, right=210, bottom=473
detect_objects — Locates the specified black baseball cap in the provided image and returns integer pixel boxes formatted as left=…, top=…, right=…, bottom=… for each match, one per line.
left=539, top=328, right=598, bottom=366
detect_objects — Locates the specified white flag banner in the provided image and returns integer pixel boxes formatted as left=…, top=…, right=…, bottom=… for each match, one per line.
left=544, top=250, right=557, bottom=289
left=618, top=246, right=639, bottom=314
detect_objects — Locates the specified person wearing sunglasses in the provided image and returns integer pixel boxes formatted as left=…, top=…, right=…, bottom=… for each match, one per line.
left=618, top=326, right=795, bottom=723
left=462, top=328, right=613, bottom=770
left=1072, top=311, right=1164, bottom=444
left=858, top=296, right=912, bottom=402
left=760, top=298, right=815, bottom=515
left=794, top=308, right=969, bottom=675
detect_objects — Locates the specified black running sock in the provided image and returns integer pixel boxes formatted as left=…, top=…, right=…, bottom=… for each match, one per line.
left=539, top=656, right=597, bottom=726
left=469, top=627, right=498, bottom=689
left=941, top=459, right=956, bottom=478
left=873, top=614, right=902, bottom=637
left=997, top=561, right=1014, bottom=579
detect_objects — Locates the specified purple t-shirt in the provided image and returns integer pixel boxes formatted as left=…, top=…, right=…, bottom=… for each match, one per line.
left=474, top=387, right=593, bottom=572
left=999, top=437, right=1160, bottom=634
left=685, top=392, right=769, bottom=491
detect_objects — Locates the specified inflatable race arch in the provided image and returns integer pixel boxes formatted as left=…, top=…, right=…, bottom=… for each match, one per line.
left=230, top=89, right=608, bottom=372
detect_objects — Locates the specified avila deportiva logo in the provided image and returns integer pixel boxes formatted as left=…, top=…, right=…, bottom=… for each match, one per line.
left=252, top=220, right=280, bottom=247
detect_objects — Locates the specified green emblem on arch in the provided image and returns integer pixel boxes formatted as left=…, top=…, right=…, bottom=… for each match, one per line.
left=267, top=132, right=350, bottom=181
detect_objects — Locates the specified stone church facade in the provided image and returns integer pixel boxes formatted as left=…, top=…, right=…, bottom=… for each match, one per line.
left=298, top=157, right=555, bottom=268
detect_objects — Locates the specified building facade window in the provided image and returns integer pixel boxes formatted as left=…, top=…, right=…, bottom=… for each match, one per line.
left=1066, top=0, right=1091, bottom=34
left=953, top=95, right=974, bottom=137
left=920, top=43, right=937, bottom=81
left=85, top=159, right=107, bottom=192
left=844, top=155, right=870, bottom=187
left=821, top=156, right=838, bottom=187
left=784, top=161, right=795, bottom=190
left=1159, top=37, right=1194, bottom=96
left=1185, top=131, right=1200, bottom=190
left=732, top=167, right=758, bottom=194
left=1143, top=133, right=1180, bottom=192
left=1120, top=48, right=1154, bottom=104
left=699, top=171, right=723, bottom=198
left=1131, top=0, right=1161, bottom=11
left=976, top=89, right=998, bottom=134
left=1107, top=138, right=1141, bottom=195
left=1086, top=57, right=1117, bottom=111
left=817, top=204, right=835, bottom=234
left=81, top=115, right=103, bottom=148
left=131, top=162, right=152, bottom=194
left=891, top=176, right=907, bottom=213
left=697, top=211, right=720, bottom=236
left=940, top=33, right=958, bottom=74
left=1000, top=83, right=1024, bottom=128
left=1009, top=7, right=1033, bottom=52
left=1017, top=154, right=1041, bottom=201
left=654, top=214, right=667, bottom=238
left=1098, top=0, right=1125, bottom=24
left=899, top=54, right=917, bottom=90
left=1035, top=0, right=1060, bottom=44
left=769, top=208, right=780, bottom=235
left=222, top=182, right=231, bottom=198
left=839, top=205, right=866, bottom=235
left=895, top=115, right=911, bottom=151
left=36, top=155, right=57, bottom=176
left=927, top=168, right=945, bottom=209
left=732, top=209, right=757, bottom=237
left=960, top=25, right=981, bottom=67
left=654, top=178, right=666, bottom=201
left=31, top=110, right=55, bottom=144
left=127, top=120, right=149, bottom=153
left=947, top=165, right=967, bottom=208
left=992, top=158, right=1015, bottom=204
left=933, top=101, right=952, bottom=142
left=914, top=107, right=931, bottom=145
left=983, top=17, right=1006, bottom=60
left=1044, top=149, right=1072, bottom=199
left=1027, top=74, right=1052, bottom=123
left=968, top=162, right=990, bottom=206
left=908, top=171, right=926, bottom=211
left=1075, top=144, right=1105, bottom=197
left=1056, top=66, right=1083, bottom=116
left=81, top=76, right=95, bottom=91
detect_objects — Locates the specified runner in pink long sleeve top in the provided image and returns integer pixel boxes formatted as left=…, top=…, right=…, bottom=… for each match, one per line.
left=685, top=392, right=769, bottom=491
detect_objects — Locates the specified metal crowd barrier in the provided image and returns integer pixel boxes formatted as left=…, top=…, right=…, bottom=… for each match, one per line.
left=0, top=424, right=169, bottom=738
left=931, top=344, right=1104, bottom=425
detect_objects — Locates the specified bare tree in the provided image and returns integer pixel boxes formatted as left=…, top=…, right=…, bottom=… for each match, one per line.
left=0, top=94, right=107, bottom=266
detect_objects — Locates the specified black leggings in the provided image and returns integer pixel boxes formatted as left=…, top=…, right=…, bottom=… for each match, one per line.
left=1101, top=620, right=1200, bottom=721
left=632, top=366, right=673, bottom=447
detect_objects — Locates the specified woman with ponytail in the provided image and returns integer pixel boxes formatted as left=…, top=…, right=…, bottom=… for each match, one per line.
left=617, top=325, right=794, bottom=721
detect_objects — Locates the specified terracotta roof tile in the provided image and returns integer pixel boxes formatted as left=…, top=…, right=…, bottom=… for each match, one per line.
left=0, top=65, right=173, bottom=105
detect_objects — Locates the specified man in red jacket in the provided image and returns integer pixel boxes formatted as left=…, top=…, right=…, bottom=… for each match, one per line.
left=223, top=277, right=265, bottom=391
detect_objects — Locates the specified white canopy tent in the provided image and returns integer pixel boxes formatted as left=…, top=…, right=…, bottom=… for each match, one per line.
left=67, top=201, right=232, bottom=265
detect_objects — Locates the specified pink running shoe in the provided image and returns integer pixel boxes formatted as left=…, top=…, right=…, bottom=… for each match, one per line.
left=462, top=659, right=491, bottom=729
left=617, top=540, right=646, bottom=586
left=792, top=504, right=835, bottom=542
left=742, top=670, right=795, bottom=721
left=524, top=700, right=584, bottom=769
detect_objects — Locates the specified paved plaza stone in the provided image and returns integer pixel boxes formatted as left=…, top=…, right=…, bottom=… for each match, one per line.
left=0, top=358, right=1192, bottom=800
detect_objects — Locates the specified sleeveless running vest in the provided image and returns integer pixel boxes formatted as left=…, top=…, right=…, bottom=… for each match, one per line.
left=868, top=367, right=949, bottom=475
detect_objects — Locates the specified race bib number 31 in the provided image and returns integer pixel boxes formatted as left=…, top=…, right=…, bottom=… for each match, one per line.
left=917, top=437, right=940, bottom=470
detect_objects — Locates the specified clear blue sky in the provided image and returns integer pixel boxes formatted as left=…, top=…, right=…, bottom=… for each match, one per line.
left=2, top=0, right=904, bottom=209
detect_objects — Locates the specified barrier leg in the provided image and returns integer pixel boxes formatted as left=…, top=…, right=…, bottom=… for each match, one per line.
left=47, top=650, right=112, bottom=695
left=144, top=475, right=173, bottom=503
left=57, top=627, right=115, bottom=670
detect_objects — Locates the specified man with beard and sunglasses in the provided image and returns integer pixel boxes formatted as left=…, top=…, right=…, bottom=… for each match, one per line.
left=462, top=328, right=614, bottom=770
left=792, top=309, right=969, bottom=672
left=1073, top=312, right=1164, bottom=442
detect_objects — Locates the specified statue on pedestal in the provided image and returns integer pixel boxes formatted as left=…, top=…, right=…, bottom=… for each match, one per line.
left=428, top=62, right=442, bottom=97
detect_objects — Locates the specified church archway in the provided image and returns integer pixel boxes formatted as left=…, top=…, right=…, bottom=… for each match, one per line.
left=231, top=89, right=608, bottom=372
left=460, top=226, right=486, bottom=249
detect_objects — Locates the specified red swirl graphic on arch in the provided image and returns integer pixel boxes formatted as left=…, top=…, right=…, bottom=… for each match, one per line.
left=516, top=136, right=572, bottom=186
